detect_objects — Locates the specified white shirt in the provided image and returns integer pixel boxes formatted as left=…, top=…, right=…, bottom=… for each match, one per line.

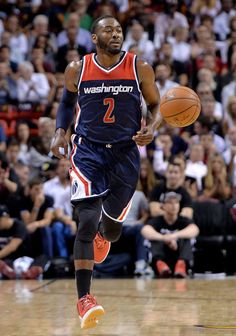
left=57, top=28, right=93, bottom=52
left=122, top=34, right=155, bottom=65
left=10, top=33, right=28, bottom=63
left=214, top=10, right=236, bottom=41
left=222, top=80, right=236, bottom=115
left=168, top=39, right=191, bottom=63
left=17, top=73, right=50, bottom=103
left=156, top=80, right=179, bottom=98
left=43, top=176, right=72, bottom=216
left=185, top=161, right=207, bottom=190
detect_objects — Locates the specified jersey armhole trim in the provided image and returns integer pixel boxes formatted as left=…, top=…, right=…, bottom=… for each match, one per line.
left=77, top=57, right=86, bottom=91
left=133, top=55, right=141, bottom=93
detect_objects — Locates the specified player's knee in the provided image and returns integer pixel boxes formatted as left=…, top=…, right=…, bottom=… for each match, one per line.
left=103, top=221, right=122, bottom=242
left=77, top=217, right=97, bottom=242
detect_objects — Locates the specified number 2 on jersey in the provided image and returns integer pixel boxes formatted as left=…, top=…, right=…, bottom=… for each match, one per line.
left=103, top=98, right=115, bottom=123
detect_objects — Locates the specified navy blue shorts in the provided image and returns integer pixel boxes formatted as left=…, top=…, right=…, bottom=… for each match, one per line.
left=70, top=135, right=140, bottom=221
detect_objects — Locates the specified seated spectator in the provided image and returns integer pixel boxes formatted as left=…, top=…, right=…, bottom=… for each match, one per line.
left=0, top=61, right=17, bottom=105
left=197, top=68, right=222, bottom=105
left=57, top=12, right=93, bottom=53
left=43, top=159, right=76, bottom=258
left=185, top=143, right=207, bottom=192
left=20, top=177, right=54, bottom=258
left=142, top=192, right=199, bottom=278
left=15, top=121, right=31, bottom=165
left=122, top=20, right=155, bottom=65
left=149, top=161, right=193, bottom=219
left=0, top=45, right=18, bottom=73
left=0, top=204, right=29, bottom=279
left=223, top=126, right=236, bottom=193
left=17, top=61, right=50, bottom=104
left=153, top=133, right=173, bottom=177
left=196, top=82, right=223, bottom=121
left=6, top=14, right=28, bottom=63
left=155, top=62, right=179, bottom=98
left=201, top=97, right=224, bottom=137
left=56, top=26, right=84, bottom=72
left=138, top=158, right=157, bottom=200
left=0, top=152, right=19, bottom=210
left=213, top=0, right=236, bottom=41
left=224, top=96, right=236, bottom=132
left=201, top=152, right=232, bottom=201
left=117, top=187, right=151, bottom=276
left=0, top=124, right=6, bottom=152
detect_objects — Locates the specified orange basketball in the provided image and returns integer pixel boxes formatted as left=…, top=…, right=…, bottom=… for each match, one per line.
left=160, top=86, right=201, bottom=127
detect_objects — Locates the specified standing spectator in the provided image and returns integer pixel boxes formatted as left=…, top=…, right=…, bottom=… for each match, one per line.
left=17, top=61, right=50, bottom=104
left=149, top=162, right=193, bottom=219
left=20, top=177, right=54, bottom=258
left=142, top=192, right=199, bottom=278
left=43, top=159, right=76, bottom=258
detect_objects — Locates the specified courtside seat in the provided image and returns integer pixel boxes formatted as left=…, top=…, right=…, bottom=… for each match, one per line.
left=193, top=201, right=226, bottom=273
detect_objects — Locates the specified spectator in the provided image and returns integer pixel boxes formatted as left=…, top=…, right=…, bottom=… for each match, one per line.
left=142, top=191, right=199, bottom=278
left=149, top=161, right=193, bottom=219
left=0, top=61, right=17, bottom=105
left=213, top=0, right=236, bottom=41
left=223, top=126, right=236, bottom=192
left=0, top=45, right=18, bottom=73
left=153, top=133, right=173, bottom=177
left=19, top=177, right=54, bottom=258
left=0, top=205, right=28, bottom=279
left=0, top=125, right=6, bottom=152
left=17, top=61, right=50, bottom=104
left=196, top=82, right=223, bottom=120
left=123, top=20, right=155, bottom=65
left=155, top=62, right=179, bottom=98
left=57, top=12, right=93, bottom=53
left=6, top=14, right=28, bottom=63
left=138, top=158, right=158, bottom=200
left=43, top=159, right=76, bottom=258
left=0, top=152, right=18, bottom=208
left=154, top=0, right=189, bottom=45
left=15, top=121, right=31, bottom=165
left=113, top=187, right=151, bottom=276
left=56, top=26, right=85, bottom=71
left=6, top=138, right=20, bottom=169
left=201, top=152, right=232, bottom=201
left=185, top=143, right=208, bottom=192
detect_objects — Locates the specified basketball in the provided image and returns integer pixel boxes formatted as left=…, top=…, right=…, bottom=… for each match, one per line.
left=160, top=86, right=201, bottom=127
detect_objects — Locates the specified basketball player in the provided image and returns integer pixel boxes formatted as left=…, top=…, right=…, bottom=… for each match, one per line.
left=51, top=15, right=162, bottom=329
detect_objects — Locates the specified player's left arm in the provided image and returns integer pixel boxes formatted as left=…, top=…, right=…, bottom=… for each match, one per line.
left=132, top=60, right=163, bottom=146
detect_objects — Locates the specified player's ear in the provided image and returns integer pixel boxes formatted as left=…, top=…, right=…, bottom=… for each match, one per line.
left=92, top=34, right=97, bottom=44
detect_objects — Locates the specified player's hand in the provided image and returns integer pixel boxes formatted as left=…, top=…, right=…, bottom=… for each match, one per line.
left=50, top=128, right=68, bottom=159
left=132, top=125, right=154, bottom=146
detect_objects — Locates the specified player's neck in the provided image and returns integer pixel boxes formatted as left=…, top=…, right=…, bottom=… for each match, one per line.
left=95, top=51, right=123, bottom=69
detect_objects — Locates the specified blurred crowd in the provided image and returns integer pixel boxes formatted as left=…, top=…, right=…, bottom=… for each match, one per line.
left=1, top=0, right=236, bottom=279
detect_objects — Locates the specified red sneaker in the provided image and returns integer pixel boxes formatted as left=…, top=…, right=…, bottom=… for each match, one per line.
left=22, top=266, right=43, bottom=280
left=156, top=260, right=171, bottom=278
left=174, top=260, right=187, bottom=278
left=94, top=232, right=111, bottom=263
left=77, top=294, right=105, bottom=329
left=0, top=260, right=16, bottom=279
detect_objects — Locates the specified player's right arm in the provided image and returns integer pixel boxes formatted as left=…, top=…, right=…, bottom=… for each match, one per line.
left=50, top=61, right=82, bottom=159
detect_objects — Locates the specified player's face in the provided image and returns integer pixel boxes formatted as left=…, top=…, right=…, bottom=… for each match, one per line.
left=93, top=18, right=123, bottom=55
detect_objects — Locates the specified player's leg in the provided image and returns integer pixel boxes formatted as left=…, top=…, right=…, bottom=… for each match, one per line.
left=94, top=143, right=140, bottom=263
left=74, top=197, right=105, bottom=329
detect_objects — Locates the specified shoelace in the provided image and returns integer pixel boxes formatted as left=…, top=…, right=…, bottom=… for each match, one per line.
left=95, top=233, right=107, bottom=249
left=80, top=295, right=96, bottom=311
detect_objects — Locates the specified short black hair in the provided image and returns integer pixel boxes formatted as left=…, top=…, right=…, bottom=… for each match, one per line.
left=91, top=15, right=117, bottom=34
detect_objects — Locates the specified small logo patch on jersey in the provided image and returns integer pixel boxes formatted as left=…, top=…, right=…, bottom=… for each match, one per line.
left=83, top=82, right=133, bottom=95
left=72, top=180, right=79, bottom=195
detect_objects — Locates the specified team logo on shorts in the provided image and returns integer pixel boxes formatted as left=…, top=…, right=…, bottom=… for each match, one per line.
left=72, top=180, right=79, bottom=195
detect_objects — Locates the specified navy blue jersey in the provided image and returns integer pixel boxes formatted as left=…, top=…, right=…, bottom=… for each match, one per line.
left=75, top=51, right=142, bottom=144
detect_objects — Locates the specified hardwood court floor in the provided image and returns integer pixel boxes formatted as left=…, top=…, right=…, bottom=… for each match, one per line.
left=1, top=278, right=236, bottom=336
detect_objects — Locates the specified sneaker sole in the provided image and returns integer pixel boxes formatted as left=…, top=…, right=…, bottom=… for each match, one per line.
left=80, top=305, right=105, bottom=329
left=94, top=242, right=111, bottom=264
